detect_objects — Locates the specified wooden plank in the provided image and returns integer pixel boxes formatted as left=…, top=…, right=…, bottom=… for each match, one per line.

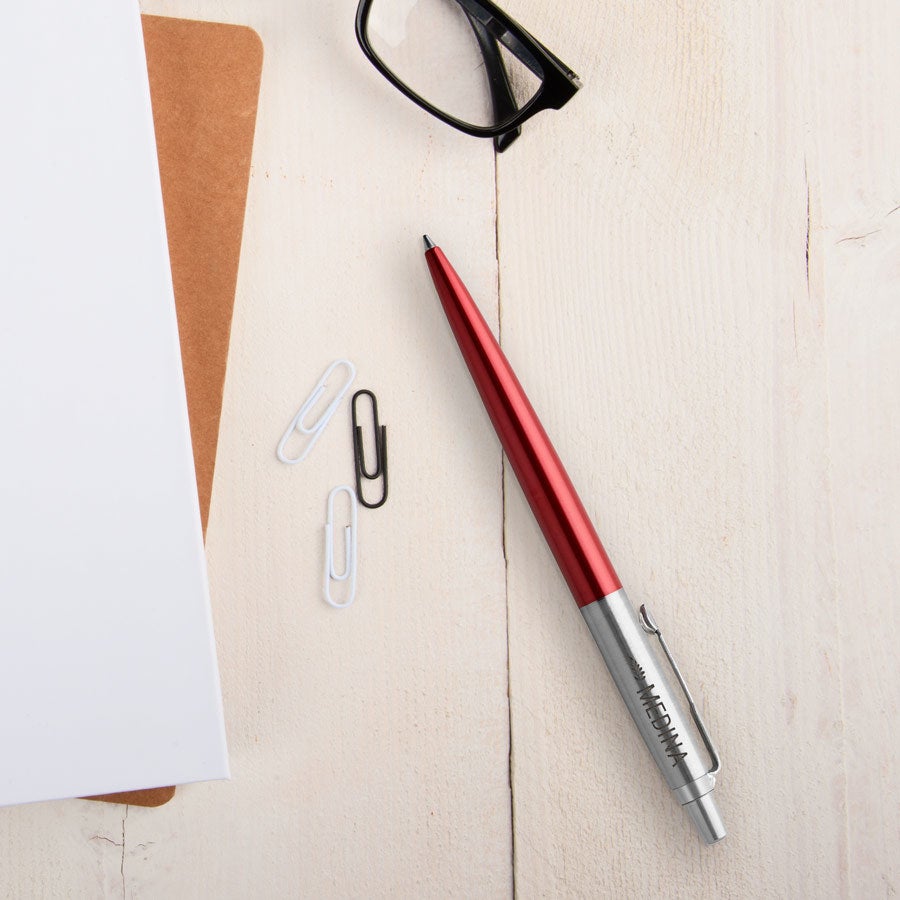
left=125, top=1, right=513, bottom=896
left=1, top=1, right=513, bottom=897
left=805, top=2, right=900, bottom=896
left=497, top=0, right=855, bottom=894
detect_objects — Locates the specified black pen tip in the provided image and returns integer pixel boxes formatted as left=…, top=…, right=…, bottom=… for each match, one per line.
left=423, top=234, right=436, bottom=251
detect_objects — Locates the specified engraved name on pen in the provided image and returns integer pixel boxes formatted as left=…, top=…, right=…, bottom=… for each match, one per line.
left=628, top=657, right=688, bottom=766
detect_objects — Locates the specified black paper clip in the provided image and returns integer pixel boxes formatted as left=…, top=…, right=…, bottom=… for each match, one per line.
left=351, top=389, right=388, bottom=509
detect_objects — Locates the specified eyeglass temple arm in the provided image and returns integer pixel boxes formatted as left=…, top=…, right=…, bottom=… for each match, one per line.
left=465, top=13, right=521, bottom=152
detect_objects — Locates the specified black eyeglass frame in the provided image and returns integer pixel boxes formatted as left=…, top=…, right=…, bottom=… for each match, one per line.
left=355, top=0, right=582, bottom=148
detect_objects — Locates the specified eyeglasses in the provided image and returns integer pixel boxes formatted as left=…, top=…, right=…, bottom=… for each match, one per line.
left=355, top=0, right=582, bottom=152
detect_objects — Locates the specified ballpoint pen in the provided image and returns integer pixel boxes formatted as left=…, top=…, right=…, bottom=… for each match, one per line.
left=422, top=235, right=726, bottom=844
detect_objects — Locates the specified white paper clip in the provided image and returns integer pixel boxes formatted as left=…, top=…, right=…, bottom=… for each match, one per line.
left=324, top=485, right=358, bottom=609
left=277, top=359, right=357, bottom=464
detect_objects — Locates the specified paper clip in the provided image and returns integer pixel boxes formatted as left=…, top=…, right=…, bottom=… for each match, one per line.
left=324, top=485, right=358, bottom=609
left=351, top=390, right=388, bottom=509
left=277, top=359, right=356, bottom=464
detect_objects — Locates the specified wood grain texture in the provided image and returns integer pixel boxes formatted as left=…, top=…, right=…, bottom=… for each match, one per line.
left=0, top=0, right=896, bottom=897
left=806, top=3, right=900, bottom=896
left=499, top=0, right=898, bottom=896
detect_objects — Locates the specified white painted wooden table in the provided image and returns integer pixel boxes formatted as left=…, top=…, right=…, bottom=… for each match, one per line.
left=2, top=1, right=897, bottom=896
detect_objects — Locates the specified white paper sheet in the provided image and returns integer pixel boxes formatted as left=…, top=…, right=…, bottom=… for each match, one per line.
left=0, top=0, right=229, bottom=806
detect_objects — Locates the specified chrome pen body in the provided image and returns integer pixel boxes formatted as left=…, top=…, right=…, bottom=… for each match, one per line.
left=423, top=236, right=725, bottom=844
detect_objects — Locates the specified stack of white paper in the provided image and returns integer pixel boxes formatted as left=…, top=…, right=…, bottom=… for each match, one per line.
left=0, top=0, right=229, bottom=806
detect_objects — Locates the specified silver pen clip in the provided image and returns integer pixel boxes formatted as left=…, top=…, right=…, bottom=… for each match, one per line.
left=638, top=604, right=721, bottom=779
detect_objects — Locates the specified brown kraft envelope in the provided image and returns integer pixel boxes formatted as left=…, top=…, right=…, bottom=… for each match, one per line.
left=87, top=15, right=263, bottom=808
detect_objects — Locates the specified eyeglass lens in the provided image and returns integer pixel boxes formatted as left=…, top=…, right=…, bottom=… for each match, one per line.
left=364, top=0, right=543, bottom=129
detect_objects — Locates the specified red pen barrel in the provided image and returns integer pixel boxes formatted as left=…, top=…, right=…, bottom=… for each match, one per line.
left=425, top=241, right=727, bottom=847
left=425, top=244, right=621, bottom=607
